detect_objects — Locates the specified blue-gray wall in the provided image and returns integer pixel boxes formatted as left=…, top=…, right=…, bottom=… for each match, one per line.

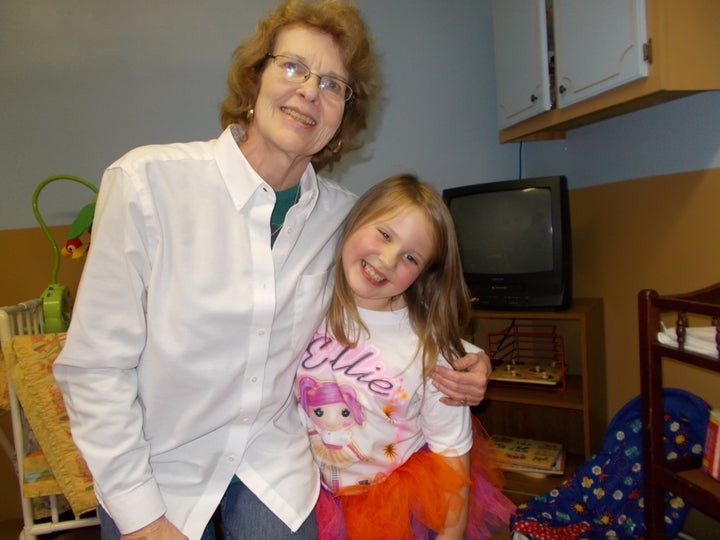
left=2, top=0, right=718, bottom=230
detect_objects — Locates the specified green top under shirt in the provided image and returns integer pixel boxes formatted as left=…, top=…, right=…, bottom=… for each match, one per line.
left=270, top=183, right=301, bottom=247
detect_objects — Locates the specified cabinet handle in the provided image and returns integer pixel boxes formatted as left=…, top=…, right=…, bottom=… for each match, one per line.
left=643, top=38, right=653, bottom=64
left=558, top=85, right=567, bottom=94
left=530, top=94, right=538, bottom=103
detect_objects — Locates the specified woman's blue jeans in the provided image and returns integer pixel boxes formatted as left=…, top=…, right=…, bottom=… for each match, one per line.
left=99, top=480, right=317, bottom=540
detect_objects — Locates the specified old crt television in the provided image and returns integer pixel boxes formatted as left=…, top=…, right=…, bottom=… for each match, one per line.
left=443, top=176, right=572, bottom=310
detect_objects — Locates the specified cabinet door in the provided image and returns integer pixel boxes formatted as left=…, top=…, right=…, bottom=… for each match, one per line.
left=554, top=0, right=648, bottom=108
left=492, top=0, right=552, bottom=129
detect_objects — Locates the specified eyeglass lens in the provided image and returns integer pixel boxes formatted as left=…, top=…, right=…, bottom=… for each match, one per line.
left=270, top=54, right=352, bottom=101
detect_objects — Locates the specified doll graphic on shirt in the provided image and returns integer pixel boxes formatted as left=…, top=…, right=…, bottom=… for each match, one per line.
left=297, top=376, right=368, bottom=491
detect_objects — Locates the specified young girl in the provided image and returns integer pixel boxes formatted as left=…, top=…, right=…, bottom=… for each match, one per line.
left=295, top=174, right=515, bottom=539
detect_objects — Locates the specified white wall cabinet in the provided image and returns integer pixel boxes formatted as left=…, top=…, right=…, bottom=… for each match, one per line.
left=553, top=0, right=648, bottom=109
left=491, top=0, right=720, bottom=142
left=492, top=0, right=553, bottom=129
left=493, top=0, right=648, bottom=129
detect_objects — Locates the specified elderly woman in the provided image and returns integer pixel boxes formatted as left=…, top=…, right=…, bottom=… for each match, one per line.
left=53, top=1, right=491, bottom=539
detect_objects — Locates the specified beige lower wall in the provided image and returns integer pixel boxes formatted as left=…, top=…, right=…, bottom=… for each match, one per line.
left=1, top=167, right=719, bottom=523
left=570, top=166, right=720, bottom=418
left=0, top=225, right=86, bottom=309
left=570, top=167, right=720, bottom=536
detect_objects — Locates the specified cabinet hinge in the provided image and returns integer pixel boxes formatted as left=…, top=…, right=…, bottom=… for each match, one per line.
left=643, top=39, right=653, bottom=64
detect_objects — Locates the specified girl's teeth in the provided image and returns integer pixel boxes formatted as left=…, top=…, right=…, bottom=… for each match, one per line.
left=362, top=260, right=385, bottom=283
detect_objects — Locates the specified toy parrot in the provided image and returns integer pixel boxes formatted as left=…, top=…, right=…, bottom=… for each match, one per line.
left=61, top=200, right=95, bottom=259
left=61, top=237, right=88, bottom=258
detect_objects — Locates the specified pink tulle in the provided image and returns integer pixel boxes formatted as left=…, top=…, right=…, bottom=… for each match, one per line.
left=316, top=416, right=516, bottom=539
left=466, top=416, right=517, bottom=539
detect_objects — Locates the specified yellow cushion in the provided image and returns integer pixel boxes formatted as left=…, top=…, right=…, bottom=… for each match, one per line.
left=5, top=333, right=97, bottom=516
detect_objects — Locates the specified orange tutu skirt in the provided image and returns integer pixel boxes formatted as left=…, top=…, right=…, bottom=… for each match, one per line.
left=316, top=416, right=516, bottom=539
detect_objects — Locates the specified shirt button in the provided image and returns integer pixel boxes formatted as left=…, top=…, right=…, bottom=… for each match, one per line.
left=228, top=456, right=236, bottom=463
left=257, top=329, right=265, bottom=336
left=251, top=376, right=258, bottom=383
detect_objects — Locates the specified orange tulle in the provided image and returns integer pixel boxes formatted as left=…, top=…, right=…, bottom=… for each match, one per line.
left=316, top=416, right=516, bottom=539
left=338, top=450, right=467, bottom=539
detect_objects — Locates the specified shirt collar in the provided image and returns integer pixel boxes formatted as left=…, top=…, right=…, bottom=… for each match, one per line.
left=215, top=125, right=320, bottom=213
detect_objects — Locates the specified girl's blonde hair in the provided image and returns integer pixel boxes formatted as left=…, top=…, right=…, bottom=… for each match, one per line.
left=219, top=0, right=378, bottom=172
left=327, top=173, right=472, bottom=377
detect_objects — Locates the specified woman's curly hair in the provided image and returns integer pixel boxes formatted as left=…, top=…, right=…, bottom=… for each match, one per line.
left=219, top=0, right=378, bottom=171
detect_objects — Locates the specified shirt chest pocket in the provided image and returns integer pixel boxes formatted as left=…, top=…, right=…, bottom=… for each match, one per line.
left=291, top=272, right=332, bottom=351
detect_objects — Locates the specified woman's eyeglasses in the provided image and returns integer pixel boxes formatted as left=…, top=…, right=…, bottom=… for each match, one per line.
left=265, top=53, right=354, bottom=102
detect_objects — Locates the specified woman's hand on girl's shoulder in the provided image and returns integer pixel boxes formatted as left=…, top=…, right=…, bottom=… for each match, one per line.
left=432, top=351, right=491, bottom=407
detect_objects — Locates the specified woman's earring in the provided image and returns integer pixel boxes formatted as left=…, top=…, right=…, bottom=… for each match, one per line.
left=246, top=108, right=255, bottom=123
left=330, top=138, right=343, bottom=153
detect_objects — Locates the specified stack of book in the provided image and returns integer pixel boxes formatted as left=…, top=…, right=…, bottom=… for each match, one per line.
left=491, top=434, right=566, bottom=477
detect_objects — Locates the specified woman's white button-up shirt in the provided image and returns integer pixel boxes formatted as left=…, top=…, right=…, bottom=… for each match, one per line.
left=53, top=126, right=357, bottom=539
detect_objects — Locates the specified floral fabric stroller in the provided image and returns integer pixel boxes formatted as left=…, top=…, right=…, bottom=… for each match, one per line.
left=510, top=388, right=709, bottom=539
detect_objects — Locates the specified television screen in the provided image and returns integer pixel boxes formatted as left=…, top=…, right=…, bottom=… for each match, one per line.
left=452, top=187, right=553, bottom=275
left=444, top=176, right=571, bottom=310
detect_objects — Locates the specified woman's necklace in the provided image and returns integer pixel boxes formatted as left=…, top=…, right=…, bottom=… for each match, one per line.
left=270, top=183, right=301, bottom=243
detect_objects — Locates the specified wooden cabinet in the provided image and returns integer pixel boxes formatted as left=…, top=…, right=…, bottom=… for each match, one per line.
left=492, top=0, right=720, bottom=142
left=470, top=298, right=606, bottom=502
left=638, top=285, right=720, bottom=537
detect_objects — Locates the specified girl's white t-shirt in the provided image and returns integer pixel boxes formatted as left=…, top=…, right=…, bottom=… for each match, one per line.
left=295, top=306, right=475, bottom=492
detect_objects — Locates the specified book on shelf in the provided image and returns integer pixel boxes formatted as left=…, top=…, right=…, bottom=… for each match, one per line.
left=702, top=408, right=720, bottom=480
left=491, top=434, right=566, bottom=476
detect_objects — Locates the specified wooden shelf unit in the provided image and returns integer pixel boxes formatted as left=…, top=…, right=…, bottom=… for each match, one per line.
left=638, top=285, right=720, bottom=538
left=495, top=453, right=585, bottom=506
left=470, top=298, right=607, bottom=502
